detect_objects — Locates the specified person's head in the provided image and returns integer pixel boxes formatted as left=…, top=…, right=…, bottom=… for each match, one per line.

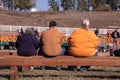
left=114, top=28, right=118, bottom=32
left=49, top=21, right=57, bottom=28
left=25, top=28, right=34, bottom=35
left=82, top=19, right=90, bottom=30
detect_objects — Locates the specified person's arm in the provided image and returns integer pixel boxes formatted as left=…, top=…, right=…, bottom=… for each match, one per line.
left=111, top=32, right=114, bottom=38
left=117, top=32, right=120, bottom=38
left=15, top=36, right=20, bottom=49
left=60, top=33, right=66, bottom=44
left=91, top=31, right=100, bottom=48
left=33, top=36, right=40, bottom=49
left=39, top=32, right=44, bottom=47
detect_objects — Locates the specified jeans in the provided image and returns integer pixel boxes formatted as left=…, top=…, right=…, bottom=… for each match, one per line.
left=68, top=51, right=98, bottom=71
left=80, top=51, right=98, bottom=70
left=61, top=47, right=65, bottom=55
left=113, top=39, right=119, bottom=50
left=38, top=48, right=65, bottom=56
left=38, top=48, right=65, bottom=70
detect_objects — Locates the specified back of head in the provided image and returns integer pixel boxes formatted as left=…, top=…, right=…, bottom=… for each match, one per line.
left=82, top=19, right=90, bottom=28
left=25, top=28, right=34, bottom=35
left=114, top=28, right=118, bottom=32
left=49, top=21, right=57, bottom=27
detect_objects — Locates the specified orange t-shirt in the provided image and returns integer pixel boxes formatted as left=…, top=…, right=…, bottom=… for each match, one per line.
left=68, top=28, right=100, bottom=57
left=41, top=28, right=64, bottom=56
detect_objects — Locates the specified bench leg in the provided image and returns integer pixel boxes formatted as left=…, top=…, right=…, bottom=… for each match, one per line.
left=10, top=66, right=18, bottom=80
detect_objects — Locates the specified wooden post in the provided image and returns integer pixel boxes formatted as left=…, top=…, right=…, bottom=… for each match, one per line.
left=10, top=66, right=18, bottom=80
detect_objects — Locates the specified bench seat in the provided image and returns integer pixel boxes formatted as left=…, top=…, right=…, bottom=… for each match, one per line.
left=0, top=55, right=120, bottom=66
left=0, top=55, right=120, bottom=80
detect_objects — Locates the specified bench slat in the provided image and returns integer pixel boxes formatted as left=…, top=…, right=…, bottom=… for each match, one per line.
left=0, top=56, right=120, bottom=66
left=0, top=55, right=120, bottom=80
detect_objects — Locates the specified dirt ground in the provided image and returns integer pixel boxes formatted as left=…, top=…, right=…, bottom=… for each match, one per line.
left=0, top=10, right=120, bottom=28
left=0, top=51, right=120, bottom=80
left=1, top=66, right=120, bottom=80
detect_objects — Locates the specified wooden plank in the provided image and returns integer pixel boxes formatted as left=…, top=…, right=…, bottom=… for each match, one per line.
left=2, top=55, right=120, bottom=59
left=0, top=52, right=17, bottom=56
left=10, top=66, right=18, bottom=80
left=0, top=55, right=119, bottom=80
left=0, top=56, right=120, bottom=66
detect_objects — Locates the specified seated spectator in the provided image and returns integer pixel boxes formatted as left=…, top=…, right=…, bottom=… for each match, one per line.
left=107, top=33, right=113, bottom=51
left=111, top=29, right=120, bottom=50
left=99, top=34, right=107, bottom=52
left=94, top=28, right=99, bottom=36
left=113, top=49, right=120, bottom=57
left=38, top=21, right=65, bottom=70
left=16, top=28, right=39, bottom=56
left=68, top=19, right=100, bottom=71
left=33, top=28, right=39, bottom=39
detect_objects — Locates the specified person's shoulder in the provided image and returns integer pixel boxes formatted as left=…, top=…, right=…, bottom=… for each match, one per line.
left=89, top=29, right=95, bottom=32
left=86, top=29, right=96, bottom=35
left=53, top=28, right=61, bottom=33
left=72, top=28, right=81, bottom=32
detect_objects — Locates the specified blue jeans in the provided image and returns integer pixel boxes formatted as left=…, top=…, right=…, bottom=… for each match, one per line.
left=61, top=47, right=65, bottom=55
left=68, top=51, right=98, bottom=71
left=80, top=51, right=98, bottom=70
left=38, top=48, right=65, bottom=70
left=38, top=48, right=65, bottom=57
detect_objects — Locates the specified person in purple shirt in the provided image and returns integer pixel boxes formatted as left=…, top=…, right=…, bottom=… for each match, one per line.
left=16, top=28, right=39, bottom=56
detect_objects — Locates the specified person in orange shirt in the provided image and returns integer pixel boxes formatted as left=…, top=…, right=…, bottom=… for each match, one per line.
left=39, top=21, right=65, bottom=70
left=107, top=33, right=113, bottom=50
left=39, top=21, right=65, bottom=57
left=68, top=19, right=100, bottom=71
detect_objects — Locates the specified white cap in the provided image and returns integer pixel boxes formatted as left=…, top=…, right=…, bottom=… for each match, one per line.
left=82, top=19, right=90, bottom=25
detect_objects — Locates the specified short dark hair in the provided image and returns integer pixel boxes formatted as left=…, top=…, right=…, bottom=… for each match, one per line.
left=49, top=21, right=57, bottom=27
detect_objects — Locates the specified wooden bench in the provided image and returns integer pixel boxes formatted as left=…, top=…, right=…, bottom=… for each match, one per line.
left=0, top=55, right=120, bottom=80
left=0, top=52, right=17, bottom=56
